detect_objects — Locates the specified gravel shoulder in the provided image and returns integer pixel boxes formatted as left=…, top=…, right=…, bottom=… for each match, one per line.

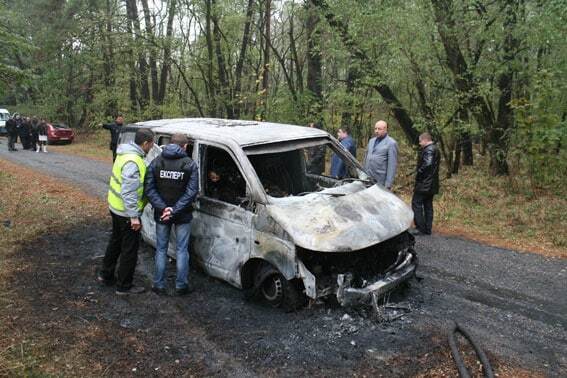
left=1, top=143, right=565, bottom=376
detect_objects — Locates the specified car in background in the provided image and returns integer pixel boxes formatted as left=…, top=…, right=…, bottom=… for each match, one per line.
left=46, top=123, right=74, bottom=144
left=0, top=109, right=10, bottom=135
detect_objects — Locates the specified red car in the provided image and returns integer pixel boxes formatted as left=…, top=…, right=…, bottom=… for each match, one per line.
left=46, top=123, right=75, bottom=144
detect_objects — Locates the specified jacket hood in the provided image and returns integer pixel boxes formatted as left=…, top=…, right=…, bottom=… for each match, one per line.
left=267, top=181, right=413, bottom=252
left=162, top=144, right=188, bottom=159
left=116, top=142, right=145, bottom=157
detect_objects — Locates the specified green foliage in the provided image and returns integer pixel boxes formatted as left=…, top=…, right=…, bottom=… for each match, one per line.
left=510, top=70, right=567, bottom=194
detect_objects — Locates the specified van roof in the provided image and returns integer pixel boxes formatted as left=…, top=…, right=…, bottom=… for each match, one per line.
left=136, top=118, right=328, bottom=147
left=0, top=109, right=9, bottom=113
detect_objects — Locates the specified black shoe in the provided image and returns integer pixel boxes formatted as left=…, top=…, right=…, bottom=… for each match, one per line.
left=409, top=228, right=428, bottom=236
left=152, top=287, right=167, bottom=296
left=115, top=285, right=146, bottom=295
left=96, top=274, right=115, bottom=286
left=175, top=287, right=194, bottom=296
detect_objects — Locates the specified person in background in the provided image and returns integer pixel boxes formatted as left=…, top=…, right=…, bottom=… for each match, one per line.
left=102, top=115, right=125, bottom=162
left=363, top=120, right=398, bottom=190
left=20, top=117, right=32, bottom=150
left=5, top=115, right=18, bottom=151
left=31, top=117, right=40, bottom=152
left=411, top=132, right=441, bottom=236
left=37, top=118, right=48, bottom=153
left=330, top=126, right=356, bottom=179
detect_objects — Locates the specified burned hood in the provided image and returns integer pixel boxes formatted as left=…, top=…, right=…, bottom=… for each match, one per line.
left=267, top=182, right=413, bottom=252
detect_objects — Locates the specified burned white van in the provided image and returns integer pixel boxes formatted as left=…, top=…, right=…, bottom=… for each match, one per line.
left=119, top=119, right=417, bottom=309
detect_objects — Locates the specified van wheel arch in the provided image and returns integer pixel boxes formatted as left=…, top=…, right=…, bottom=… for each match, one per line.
left=243, top=260, right=306, bottom=311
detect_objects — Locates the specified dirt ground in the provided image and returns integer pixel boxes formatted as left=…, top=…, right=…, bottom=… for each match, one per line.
left=1, top=143, right=566, bottom=377
left=0, top=223, right=543, bottom=377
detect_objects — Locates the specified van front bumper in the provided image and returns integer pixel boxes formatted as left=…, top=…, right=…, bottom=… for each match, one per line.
left=336, top=249, right=417, bottom=307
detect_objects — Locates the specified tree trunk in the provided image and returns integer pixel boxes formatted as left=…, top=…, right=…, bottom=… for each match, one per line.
left=462, top=132, right=473, bottom=165
left=233, top=0, right=255, bottom=118
left=489, top=0, right=520, bottom=176
left=289, top=9, right=303, bottom=94
left=102, top=0, right=117, bottom=117
left=260, top=0, right=271, bottom=119
left=123, top=0, right=139, bottom=112
left=205, top=0, right=217, bottom=116
left=125, top=0, right=149, bottom=109
left=306, top=0, right=322, bottom=118
left=156, top=0, right=176, bottom=107
left=140, top=0, right=159, bottom=102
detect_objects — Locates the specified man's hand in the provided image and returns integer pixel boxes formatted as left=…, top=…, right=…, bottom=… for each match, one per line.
left=160, top=207, right=173, bottom=222
left=130, top=217, right=141, bottom=231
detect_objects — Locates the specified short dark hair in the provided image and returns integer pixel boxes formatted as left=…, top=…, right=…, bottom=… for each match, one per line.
left=171, top=133, right=189, bottom=146
left=134, top=128, right=154, bottom=145
left=339, top=126, right=351, bottom=135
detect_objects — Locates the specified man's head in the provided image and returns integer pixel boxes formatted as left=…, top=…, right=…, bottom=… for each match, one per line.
left=134, top=128, right=154, bottom=153
left=208, top=170, right=221, bottom=183
left=337, top=126, right=350, bottom=140
left=418, top=132, right=433, bottom=148
left=171, top=133, right=189, bottom=149
left=115, top=115, right=124, bottom=125
left=374, top=120, right=388, bottom=138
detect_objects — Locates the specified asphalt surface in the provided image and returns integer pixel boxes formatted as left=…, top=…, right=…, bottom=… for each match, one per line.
left=1, top=141, right=566, bottom=376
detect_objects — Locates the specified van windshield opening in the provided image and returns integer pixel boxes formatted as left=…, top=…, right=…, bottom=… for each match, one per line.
left=245, top=140, right=371, bottom=198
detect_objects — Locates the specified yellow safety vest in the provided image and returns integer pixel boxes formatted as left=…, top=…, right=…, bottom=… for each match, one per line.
left=107, top=153, right=147, bottom=214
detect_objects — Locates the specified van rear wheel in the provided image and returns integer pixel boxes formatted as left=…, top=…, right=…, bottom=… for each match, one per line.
left=255, top=264, right=306, bottom=311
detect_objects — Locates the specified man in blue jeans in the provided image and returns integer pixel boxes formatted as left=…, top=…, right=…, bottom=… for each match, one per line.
left=145, top=133, right=199, bottom=296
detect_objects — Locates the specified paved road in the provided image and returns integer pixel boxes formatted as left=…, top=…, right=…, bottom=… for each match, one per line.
left=1, top=142, right=566, bottom=376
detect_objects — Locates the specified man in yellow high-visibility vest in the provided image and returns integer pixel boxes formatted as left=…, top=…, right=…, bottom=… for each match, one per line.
left=98, top=128, right=155, bottom=295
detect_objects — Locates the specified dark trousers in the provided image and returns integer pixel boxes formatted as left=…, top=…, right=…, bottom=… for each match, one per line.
left=8, top=133, right=17, bottom=150
left=111, top=146, right=117, bottom=162
left=100, top=211, right=140, bottom=290
left=412, top=192, right=434, bottom=234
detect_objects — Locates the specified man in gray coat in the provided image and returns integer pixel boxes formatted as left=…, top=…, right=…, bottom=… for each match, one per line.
left=363, top=120, right=398, bottom=190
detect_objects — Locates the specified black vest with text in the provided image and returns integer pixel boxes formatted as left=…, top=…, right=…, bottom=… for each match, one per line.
left=153, top=155, right=193, bottom=207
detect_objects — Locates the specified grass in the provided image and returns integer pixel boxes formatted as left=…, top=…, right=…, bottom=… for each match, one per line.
left=48, top=128, right=113, bottom=162
left=0, top=159, right=106, bottom=376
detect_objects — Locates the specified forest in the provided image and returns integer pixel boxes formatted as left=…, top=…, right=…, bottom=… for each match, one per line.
left=1, top=0, right=566, bottom=189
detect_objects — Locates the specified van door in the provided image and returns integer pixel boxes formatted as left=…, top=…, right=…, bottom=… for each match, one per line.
left=191, top=143, right=253, bottom=287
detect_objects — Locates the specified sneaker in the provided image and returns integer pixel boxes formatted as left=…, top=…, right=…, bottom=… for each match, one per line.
left=96, top=274, right=115, bottom=286
left=175, top=287, right=194, bottom=296
left=152, top=287, right=167, bottom=296
left=115, top=286, right=146, bottom=295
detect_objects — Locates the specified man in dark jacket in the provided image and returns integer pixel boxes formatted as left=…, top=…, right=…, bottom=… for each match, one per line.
left=330, top=126, right=357, bottom=179
left=411, top=132, right=441, bottom=235
left=102, top=115, right=124, bottom=162
left=6, top=116, right=18, bottom=151
left=145, top=133, right=199, bottom=296
left=19, top=117, right=32, bottom=150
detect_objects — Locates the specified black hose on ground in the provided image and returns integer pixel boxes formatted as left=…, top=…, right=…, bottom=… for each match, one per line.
left=448, top=322, right=494, bottom=378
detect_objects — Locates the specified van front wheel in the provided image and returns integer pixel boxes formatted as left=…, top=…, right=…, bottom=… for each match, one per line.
left=255, top=264, right=306, bottom=311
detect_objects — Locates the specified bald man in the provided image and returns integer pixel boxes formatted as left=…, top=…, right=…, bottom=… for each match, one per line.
left=363, top=120, right=398, bottom=190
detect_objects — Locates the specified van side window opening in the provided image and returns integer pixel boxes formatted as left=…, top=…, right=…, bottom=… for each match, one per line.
left=201, top=145, right=246, bottom=206
left=159, top=135, right=194, bottom=157
left=158, top=136, right=171, bottom=146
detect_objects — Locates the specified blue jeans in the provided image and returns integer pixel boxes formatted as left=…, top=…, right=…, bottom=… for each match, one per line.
left=154, top=222, right=191, bottom=290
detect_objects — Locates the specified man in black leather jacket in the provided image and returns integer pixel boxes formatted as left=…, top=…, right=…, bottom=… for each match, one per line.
left=411, top=132, right=441, bottom=235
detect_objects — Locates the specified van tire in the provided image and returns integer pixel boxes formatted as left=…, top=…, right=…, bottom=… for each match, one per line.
left=254, top=264, right=306, bottom=311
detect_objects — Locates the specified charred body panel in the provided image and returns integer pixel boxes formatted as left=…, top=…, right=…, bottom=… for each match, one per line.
left=297, top=232, right=417, bottom=303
